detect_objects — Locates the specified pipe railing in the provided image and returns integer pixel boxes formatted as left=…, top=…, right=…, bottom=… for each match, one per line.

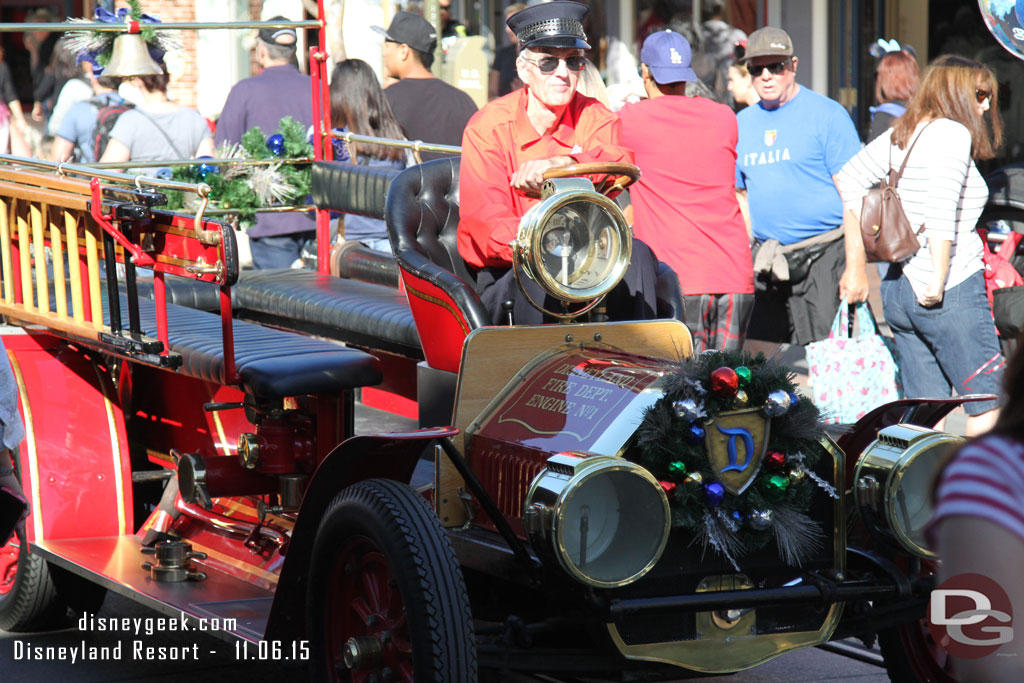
left=330, top=131, right=461, bottom=157
left=0, top=154, right=210, bottom=197
left=0, top=20, right=322, bottom=33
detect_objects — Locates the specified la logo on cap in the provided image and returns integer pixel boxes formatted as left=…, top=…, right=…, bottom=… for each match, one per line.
left=670, top=47, right=682, bottom=64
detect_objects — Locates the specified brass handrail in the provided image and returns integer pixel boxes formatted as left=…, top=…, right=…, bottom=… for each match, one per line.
left=83, top=158, right=314, bottom=169
left=0, top=154, right=210, bottom=197
left=330, top=131, right=461, bottom=157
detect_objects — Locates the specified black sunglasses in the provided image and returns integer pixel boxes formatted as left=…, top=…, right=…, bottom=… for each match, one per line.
left=522, top=55, right=587, bottom=74
left=752, top=59, right=792, bottom=76
left=976, top=88, right=992, bottom=104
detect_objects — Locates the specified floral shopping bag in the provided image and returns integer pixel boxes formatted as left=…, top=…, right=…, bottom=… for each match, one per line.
left=806, top=300, right=902, bottom=424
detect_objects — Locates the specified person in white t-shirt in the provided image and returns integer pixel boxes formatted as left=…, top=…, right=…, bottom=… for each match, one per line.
left=837, top=55, right=1004, bottom=436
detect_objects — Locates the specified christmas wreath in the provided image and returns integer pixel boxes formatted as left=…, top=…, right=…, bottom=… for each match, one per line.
left=166, top=117, right=313, bottom=225
left=629, top=351, right=837, bottom=570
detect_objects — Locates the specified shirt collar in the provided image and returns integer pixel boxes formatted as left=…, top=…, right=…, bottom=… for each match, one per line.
left=515, top=88, right=578, bottom=149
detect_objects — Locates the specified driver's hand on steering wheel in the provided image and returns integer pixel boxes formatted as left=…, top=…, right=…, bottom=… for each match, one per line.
left=510, top=155, right=574, bottom=193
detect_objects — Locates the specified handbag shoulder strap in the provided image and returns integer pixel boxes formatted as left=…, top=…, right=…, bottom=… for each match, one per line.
left=891, top=120, right=935, bottom=185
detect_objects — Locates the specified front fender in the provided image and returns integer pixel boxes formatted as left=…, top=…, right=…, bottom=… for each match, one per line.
left=264, top=426, right=457, bottom=642
left=835, top=395, right=995, bottom=461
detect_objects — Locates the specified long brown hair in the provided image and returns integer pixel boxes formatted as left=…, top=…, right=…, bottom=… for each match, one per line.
left=329, top=59, right=404, bottom=162
left=891, top=55, right=1002, bottom=160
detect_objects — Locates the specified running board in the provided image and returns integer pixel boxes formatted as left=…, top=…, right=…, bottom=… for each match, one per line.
left=32, top=536, right=273, bottom=642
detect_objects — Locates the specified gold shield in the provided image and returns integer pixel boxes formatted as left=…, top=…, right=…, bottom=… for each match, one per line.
left=703, top=408, right=771, bottom=495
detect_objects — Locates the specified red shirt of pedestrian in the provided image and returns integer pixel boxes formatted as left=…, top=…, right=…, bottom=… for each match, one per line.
left=619, top=95, right=753, bottom=296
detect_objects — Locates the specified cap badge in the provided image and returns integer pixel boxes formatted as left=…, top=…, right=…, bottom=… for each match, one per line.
left=670, top=47, right=683, bottom=64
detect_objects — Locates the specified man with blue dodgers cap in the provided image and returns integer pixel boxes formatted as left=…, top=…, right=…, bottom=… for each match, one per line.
left=618, top=30, right=754, bottom=352
left=458, top=0, right=660, bottom=325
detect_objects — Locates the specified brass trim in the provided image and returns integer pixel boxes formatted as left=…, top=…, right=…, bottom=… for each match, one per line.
left=211, top=410, right=231, bottom=457
left=93, top=364, right=127, bottom=536
left=7, top=348, right=42, bottom=540
left=608, top=602, right=844, bottom=673
left=404, top=282, right=470, bottom=336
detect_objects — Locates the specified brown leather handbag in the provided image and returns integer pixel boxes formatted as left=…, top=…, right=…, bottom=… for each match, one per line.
left=860, top=123, right=933, bottom=262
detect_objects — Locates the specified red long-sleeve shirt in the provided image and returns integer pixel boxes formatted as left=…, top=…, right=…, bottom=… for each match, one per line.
left=457, top=88, right=634, bottom=269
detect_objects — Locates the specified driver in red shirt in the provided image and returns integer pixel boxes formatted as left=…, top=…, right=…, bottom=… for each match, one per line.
left=458, top=0, right=660, bottom=324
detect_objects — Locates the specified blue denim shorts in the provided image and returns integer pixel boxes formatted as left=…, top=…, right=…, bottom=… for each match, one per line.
left=880, top=269, right=1003, bottom=415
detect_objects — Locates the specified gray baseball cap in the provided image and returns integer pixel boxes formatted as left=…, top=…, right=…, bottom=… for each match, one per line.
left=743, top=27, right=794, bottom=62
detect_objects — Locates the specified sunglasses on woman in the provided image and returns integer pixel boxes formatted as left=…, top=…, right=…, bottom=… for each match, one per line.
left=521, top=55, right=587, bottom=74
left=976, top=88, right=992, bottom=104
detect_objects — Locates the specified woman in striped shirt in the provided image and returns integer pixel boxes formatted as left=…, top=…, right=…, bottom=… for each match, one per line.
left=930, top=336, right=1024, bottom=679
left=836, top=55, right=1004, bottom=436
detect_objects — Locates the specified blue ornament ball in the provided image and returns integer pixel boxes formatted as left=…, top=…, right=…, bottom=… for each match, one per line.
left=686, top=423, right=706, bottom=444
left=788, top=392, right=800, bottom=408
left=154, top=167, right=173, bottom=180
left=762, top=389, right=792, bottom=417
left=266, top=133, right=286, bottom=156
left=730, top=510, right=743, bottom=525
left=705, top=481, right=725, bottom=507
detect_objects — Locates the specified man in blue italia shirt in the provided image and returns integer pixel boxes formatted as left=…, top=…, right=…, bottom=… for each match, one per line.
left=215, top=17, right=314, bottom=269
left=735, top=27, right=860, bottom=344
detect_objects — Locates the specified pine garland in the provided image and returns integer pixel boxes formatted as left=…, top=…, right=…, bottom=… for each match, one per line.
left=629, top=351, right=835, bottom=567
left=165, top=117, right=313, bottom=226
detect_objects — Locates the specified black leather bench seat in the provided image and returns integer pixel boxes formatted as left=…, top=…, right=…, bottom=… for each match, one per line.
left=136, top=269, right=422, bottom=360
left=108, top=295, right=382, bottom=400
left=232, top=269, right=422, bottom=360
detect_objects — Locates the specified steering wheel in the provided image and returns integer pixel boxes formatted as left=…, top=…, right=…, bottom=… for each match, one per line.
left=541, top=162, right=641, bottom=195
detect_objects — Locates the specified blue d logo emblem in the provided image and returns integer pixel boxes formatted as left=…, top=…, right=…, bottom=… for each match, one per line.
left=704, top=408, right=770, bottom=495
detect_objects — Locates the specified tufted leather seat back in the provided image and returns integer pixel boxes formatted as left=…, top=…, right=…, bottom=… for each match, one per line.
left=385, top=158, right=489, bottom=371
left=311, top=161, right=401, bottom=218
left=386, top=158, right=477, bottom=282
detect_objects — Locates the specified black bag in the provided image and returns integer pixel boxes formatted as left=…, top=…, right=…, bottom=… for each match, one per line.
left=90, top=98, right=134, bottom=161
left=993, top=284, right=1024, bottom=357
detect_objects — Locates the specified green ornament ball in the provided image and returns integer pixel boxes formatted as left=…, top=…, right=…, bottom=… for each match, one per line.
left=763, top=474, right=789, bottom=502
left=735, top=365, right=751, bottom=386
left=668, top=461, right=687, bottom=475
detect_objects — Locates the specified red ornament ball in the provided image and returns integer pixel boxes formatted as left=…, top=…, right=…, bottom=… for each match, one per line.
left=710, top=367, right=740, bottom=397
left=765, top=450, right=786, bottom=471
left=659, top=480, right=677, bottom=494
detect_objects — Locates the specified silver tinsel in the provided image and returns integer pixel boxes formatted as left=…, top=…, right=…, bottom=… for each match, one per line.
left=248, top=163, right=293, bottom=205
left=64, top=21, right=182, bottom=67
left=791, top=452, right=839, bottom=499
left=216, top=143, right=250, bottom=182
left=771, top=504, right=825, bottom=567
left=697, top=510, right=742, bottom=572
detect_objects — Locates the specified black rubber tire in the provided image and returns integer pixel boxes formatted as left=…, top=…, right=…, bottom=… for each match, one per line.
left=0, top=543, right=68, bottom=631
left=307, top=478, right=477, bottom=682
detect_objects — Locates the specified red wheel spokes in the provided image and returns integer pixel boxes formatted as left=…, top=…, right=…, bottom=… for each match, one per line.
left=327, top=537, right=414, bottom=682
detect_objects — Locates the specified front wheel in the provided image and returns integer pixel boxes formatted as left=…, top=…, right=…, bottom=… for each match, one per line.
left=307, top=479, right=477, bottom=682
left=878, top=620, right=958, bottom=683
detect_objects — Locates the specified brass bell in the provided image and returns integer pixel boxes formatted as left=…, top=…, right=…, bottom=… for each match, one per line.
left=103, top=33, right=164, bottom=77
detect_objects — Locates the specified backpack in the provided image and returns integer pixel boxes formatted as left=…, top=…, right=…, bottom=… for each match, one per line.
left=90, top=97, right=133, bottom=161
